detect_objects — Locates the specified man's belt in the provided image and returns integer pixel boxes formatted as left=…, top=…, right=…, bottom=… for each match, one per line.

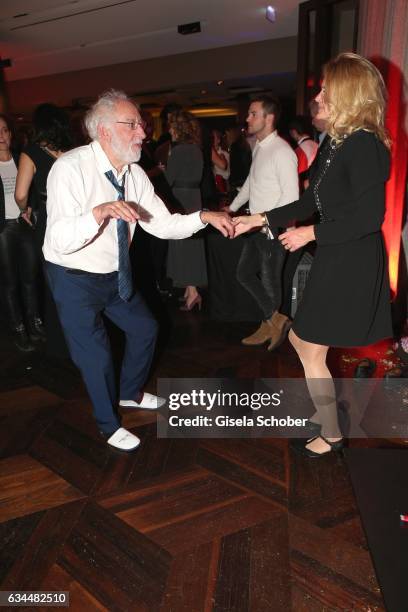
left=65, top=268, right=118, bottom=278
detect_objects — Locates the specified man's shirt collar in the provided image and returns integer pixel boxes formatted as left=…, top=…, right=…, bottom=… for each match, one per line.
left=91, top=140, right=129, bottom=180
left=257, top=129, right=277, bottom=148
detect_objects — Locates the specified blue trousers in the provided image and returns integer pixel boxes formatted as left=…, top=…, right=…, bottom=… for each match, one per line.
left=45, top=262, right=158, bottom=434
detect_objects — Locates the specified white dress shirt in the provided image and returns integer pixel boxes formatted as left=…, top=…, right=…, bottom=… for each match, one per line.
left=43, top=140, right=206, bottom=272
left=229, top=130, right=299, bottom=214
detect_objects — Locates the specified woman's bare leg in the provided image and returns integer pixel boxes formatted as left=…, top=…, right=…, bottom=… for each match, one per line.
left=289, top=329, right=342, bottom=454
left=185, top=285, right=199, bottom=300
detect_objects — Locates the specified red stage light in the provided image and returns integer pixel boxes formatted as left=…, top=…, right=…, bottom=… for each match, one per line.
left=382, top=61, right=407, bottom=297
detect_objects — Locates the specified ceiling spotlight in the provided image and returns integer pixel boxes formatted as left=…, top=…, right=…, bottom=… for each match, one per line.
left=217, top=80, right=224, bottom=86
left=201, top=89, right=207, bottom=95
left=266, top=6, right=276, bottom=23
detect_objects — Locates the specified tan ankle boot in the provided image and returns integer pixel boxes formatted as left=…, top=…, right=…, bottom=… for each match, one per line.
left=267, top=312, right=292, bottom=351
left=241, top=321, right=273, bottom=346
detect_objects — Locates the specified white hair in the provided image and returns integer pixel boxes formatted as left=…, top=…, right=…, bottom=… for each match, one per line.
left=84, top=89, right=135, bottom=140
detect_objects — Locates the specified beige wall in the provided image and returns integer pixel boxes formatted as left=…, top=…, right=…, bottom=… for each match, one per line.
left=6, top=36, right=297, bottom=113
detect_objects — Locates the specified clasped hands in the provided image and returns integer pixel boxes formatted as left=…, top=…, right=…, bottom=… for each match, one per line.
left=91, top=202, right=237, bottom=238
left=91, top=203, right=313, bottom=251
left=201, top=211, right=315, bottom=250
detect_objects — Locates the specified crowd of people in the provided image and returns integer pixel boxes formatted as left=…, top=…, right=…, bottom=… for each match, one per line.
left=0, top=51, right=404, bottom=455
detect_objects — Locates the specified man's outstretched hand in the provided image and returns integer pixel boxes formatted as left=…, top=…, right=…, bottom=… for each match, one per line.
left=200, top=210, right=235, bottom=238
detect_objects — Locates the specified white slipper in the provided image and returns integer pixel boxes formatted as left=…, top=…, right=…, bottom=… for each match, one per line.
left=106, top=427, right=141, bottom=451
left=119, top=392, right=166, bottom=410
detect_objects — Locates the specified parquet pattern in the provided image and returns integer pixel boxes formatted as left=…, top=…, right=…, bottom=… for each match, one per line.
left=0, top=305, right=390, bottom=611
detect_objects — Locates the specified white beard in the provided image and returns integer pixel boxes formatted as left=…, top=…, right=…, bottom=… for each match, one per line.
left=111, top=133, right=141, bottom=164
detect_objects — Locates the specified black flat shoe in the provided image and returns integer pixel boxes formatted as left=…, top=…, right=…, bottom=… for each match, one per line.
left=354, top=358, right=376, bottom=379
left=303, top=407, right=348, bottom=438
left=294, top=435, right=345, bottom=458
left=304, top=419, right=322, bottom=436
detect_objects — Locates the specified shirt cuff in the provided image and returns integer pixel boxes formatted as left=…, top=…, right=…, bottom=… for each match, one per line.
left=229, top=199, right=241, bottom=212
left=84, top=209, right=102, bottom=234
left=196, top=210, right=207, bottom=227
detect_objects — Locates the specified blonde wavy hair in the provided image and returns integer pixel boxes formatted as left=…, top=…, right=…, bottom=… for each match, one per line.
left=323, top=52, right=391, bottom=148
left=168, top=110, right=201, bottom=146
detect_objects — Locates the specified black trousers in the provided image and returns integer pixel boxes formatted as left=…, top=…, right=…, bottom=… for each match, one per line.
left=236, top=231, right=286, bottom=320
left=0, top=220, right=41, bottom=328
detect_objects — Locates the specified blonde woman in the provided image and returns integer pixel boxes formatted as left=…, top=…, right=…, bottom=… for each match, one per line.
left=233, top=53, right=392, bottom=456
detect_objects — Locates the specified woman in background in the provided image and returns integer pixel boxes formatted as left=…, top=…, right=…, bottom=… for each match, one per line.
left=166, top=111, right=207, bottom=311
left=224, top=126, right=252, bottom=200
left=0, top=114, right=44, bottom=351
left=15, top=103, right=73, bottom=358
left=211, top=129, right=230, bottom=203
left=15, top=103, right=73, bottom=250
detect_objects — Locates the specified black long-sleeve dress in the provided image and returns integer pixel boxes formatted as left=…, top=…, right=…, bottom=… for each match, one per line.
left=266, top=129, right=392, bottom=347
left=166, top=143, right=208, bottom=288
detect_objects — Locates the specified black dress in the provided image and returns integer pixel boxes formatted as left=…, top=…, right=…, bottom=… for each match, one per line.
left=23, top=143, right=69, bottom=357
left=266, top=130, right=392, bottom=347
left=23, top=143, right=55, bottom=248
left=165, top=143, right=207, bottom=288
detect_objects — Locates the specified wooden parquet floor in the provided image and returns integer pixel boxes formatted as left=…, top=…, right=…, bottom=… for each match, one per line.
left=0, top=302, right=392, bottom=611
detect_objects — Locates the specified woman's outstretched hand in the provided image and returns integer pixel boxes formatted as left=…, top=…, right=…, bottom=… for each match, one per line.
left=232, top=214, right=263, bottom=237
left=231, top=217, right=315, bottom=246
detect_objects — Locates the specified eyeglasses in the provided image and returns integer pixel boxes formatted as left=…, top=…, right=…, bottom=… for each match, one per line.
left=116, top=120, right=146, bottom=131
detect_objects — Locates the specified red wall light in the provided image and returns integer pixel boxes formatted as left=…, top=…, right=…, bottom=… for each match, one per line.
left=381, top=61, right=407, bottom=297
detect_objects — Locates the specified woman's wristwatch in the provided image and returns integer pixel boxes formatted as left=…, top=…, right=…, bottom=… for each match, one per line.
left=260, top=213, right=274, bottom=239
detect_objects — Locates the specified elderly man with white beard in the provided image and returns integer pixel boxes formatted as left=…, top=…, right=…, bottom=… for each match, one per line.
left=43, top=89, right=233, bottom=451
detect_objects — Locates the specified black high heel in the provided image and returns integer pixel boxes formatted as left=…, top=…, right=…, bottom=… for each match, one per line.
left=180, top=295, right=202, bottom=312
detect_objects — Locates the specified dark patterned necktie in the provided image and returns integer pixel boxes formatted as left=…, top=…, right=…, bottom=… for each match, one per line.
left=104, top=170, right=133, bottom=301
